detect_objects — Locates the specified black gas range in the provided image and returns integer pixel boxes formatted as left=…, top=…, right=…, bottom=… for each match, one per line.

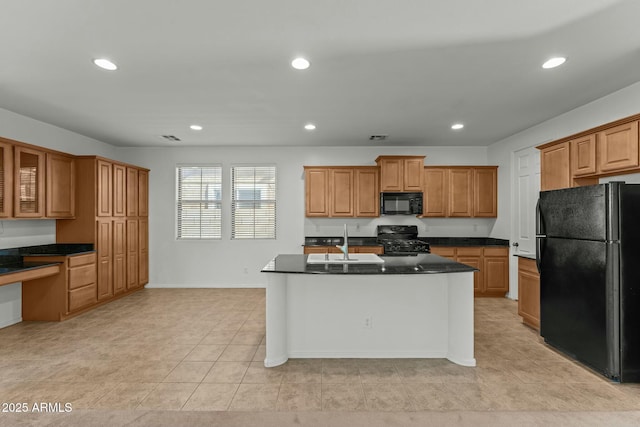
left=376, top=225, right=430, bottom=255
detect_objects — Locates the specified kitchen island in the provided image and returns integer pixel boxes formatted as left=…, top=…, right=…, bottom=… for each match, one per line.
left=261, top=254, right=477, bottom=368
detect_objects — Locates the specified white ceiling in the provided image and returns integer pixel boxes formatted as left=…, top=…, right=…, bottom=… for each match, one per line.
left=1, top=0, right=639, bottom=147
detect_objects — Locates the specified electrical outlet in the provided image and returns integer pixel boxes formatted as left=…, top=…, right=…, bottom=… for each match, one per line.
left=363, top=316, right=373, bottom=329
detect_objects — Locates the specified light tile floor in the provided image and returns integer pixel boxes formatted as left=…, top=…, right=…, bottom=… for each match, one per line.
left=0, top=288, right=639, bottom=422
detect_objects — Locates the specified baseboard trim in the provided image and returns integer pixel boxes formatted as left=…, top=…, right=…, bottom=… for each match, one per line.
left=145, top=283, right=266, bottom=289
left=0, top=317, right=22, bottom=329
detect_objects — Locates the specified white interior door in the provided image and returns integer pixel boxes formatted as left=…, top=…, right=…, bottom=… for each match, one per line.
left=513, top=147, right=540, bottom=255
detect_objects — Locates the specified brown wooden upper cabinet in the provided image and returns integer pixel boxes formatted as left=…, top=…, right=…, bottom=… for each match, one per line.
left=97, top=160, right=112, bottom=217
left=126, top=167, right=138, bottom=217
left=14, top=146, right=45, bottom=218
left=539, top=116, right=640, bottom=190
left=376, top=156, right=425, bottom=192
left=305, top=167, right=330, bottom=217
left=0, top=141, right=13, bottom=218
left=354, top=167, right=379, bottom=217
left=113, top=164, right=126, bottom=217
left=540, top=141, right=571, bottom=191
left=597, top=121, right=639, bottom=173
left=46, top=153, right=75, bottom=218
left=423, top=166, right=497, bottom=218
left=305, top=166, right=379, bottom=218
left=138, top=170, right=149, bottom=217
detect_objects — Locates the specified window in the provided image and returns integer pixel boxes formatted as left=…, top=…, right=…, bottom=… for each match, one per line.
left=176, top=165, right=222, bottom=239
left=231, top=165, right=276, bottom=239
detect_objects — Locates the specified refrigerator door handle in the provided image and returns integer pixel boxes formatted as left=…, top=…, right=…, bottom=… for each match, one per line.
left=536, top=237, right=543, bottom=273
left=535, top=198, right=544, bottom=236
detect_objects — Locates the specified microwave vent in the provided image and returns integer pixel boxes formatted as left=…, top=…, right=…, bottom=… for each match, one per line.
left=160, top=135, right=182, bottom=142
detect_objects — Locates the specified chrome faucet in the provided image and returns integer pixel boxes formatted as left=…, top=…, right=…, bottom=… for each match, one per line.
left=335, top=224, right=349, bottom=260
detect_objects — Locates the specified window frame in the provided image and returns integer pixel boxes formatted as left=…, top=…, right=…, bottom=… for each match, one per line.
left=175, top=164, right=223, bottom=240
left=230, top=164, right=277, bottom=240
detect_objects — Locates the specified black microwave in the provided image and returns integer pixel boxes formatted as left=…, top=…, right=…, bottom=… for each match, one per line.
left=380, top=192, right=423, bottom=215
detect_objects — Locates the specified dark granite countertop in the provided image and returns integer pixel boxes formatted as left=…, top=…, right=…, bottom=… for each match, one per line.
left=304, top=236, right=508, bottom=247
left=0, top=244, right=94, bottom=277
left=514, top=253, right=536, bottom=260
left=262, top=254, right=477, bottom=275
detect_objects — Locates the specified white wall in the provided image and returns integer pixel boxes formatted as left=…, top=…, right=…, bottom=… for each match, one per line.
left=119, top=145, right=489, bottom=288
left=0, top=108, right=118, bottom=326
left=487, top=81, right=640, bottom=299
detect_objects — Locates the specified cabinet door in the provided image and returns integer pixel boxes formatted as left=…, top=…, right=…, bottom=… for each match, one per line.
left=46, top=153, right=75, bottom=218
left=378, top=158, right=404, bottom=192
left=354, top=246, right=384, bottom=254
left=355, top=168, right=379, bottom=217
left=483, top=248, right=509, bottom=296
left=126, top=219, right=139, bottom=289
left=303, top=246, right=342, bottom=254
left=97, top=160, right=112, bottom=217
left=96, top=219, right=113, bottom=301
left=571, top=134, right=597, bottom=177
left=113, top=219, right=126, bottom=295
left=13, top=146, right=45, bottom=218
left=457, top=255, right=482, bottom=294
left=138, top=218, right=149, bottom=286
left=518, top=258, right=540, bottom=329
left=113, top=164, right=126, bottom=217
left=138, top=169, right=149, bottom=217
left=423, top=168, right=447, bottom=217
left=0, top=141, right=13, bottom=218
left=448, top=168, right=473, bottom=217
left=126, top=168, right=139, bottom=217
left=598, top=121, right=639, bottom=173
left=540, top=142, right=571, bottom=191
left=305, top=168, right=330, bottom=217
left=473, top=167, right=497, bottom=217
left=403, top=158, right=424, bottom=191
left=329, top=169, right=354, bottom=217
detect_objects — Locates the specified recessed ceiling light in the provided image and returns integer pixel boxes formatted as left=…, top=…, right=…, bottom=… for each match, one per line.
left=291, top=57, right=310, bottom=70
left=451, top=123, right=464, bottom=130
left=93, top=58, right=118, bottom=71
left=304, top=123, right=316, bottom=130
left=190, top=125, right=203, bottom=131
left=542, top=57, right=566, bottom=69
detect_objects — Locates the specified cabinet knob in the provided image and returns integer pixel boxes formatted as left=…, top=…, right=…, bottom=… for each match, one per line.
left=512, top=242, right=519, bottom=247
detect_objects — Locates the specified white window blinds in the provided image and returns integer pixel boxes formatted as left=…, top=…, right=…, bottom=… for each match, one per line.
left=231, top=165, right=276, bottom=239
left=176, top=165, right=222, bottom=239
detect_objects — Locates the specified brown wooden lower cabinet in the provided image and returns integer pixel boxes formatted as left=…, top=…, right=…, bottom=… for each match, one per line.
left=303, top=245, right=384, bottom=254
left=517, top=257, right=540, bottom=330
left=22, top=253, right=97, bottom=321
left=430, top=246, right=509, bottom=297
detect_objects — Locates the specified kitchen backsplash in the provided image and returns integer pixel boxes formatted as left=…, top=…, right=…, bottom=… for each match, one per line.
left=304, top=217, right=496, bottom=237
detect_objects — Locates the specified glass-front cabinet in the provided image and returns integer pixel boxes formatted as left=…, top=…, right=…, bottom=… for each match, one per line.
left=14, top=146, right=45, bottom=218
left=0, top=141, right=13, bottom=217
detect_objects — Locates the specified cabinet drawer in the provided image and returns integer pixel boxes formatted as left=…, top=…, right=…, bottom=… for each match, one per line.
left=68, top=253, right=97, bottom=268
left=68, top=283, right=97, bottom=311
left=483, top=247, right=508, bottom=257
left=69, top=264, right=97, bottom=290
left=456, top=247, right=482, bottom=256
left=430, top=247, right=456, bottom=258
left=519, top=257, right=539, bottom=275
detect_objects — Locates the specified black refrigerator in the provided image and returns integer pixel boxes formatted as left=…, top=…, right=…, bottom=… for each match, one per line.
left=536, top=182, right=640, bottom=382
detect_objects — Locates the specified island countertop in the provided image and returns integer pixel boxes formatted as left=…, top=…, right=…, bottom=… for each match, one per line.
left=261, top=254, right=478, bottom=275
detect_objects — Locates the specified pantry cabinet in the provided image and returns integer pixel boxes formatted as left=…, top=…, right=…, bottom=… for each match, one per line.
left=376, top=156, right=425, bottom=192
left=430, top=245, right=509, bottom=297
left=56, top=156, right=150, bottom=312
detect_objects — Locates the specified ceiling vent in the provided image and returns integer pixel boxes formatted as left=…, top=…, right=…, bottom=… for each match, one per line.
left=160, top=135, right=181, bottom=142
left=369, top=134, right=389, bottom=141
